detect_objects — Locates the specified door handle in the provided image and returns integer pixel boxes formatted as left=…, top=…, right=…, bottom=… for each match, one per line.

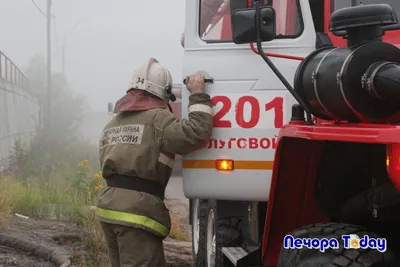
left=183, top=77, right=214, bottom=85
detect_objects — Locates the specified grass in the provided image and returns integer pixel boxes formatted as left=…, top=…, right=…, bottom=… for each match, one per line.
left=0, top=176, right=13, bottom=228
left=0, top=170, right=108, bottom=266
left=0, top=173, right=189, bottom=266
left=0, top=135, right=109, bottom=266
left=169, top=215, right=190, bottom=241
left=0, top=136, right=189, bottom=266
left=70, top=210, right=109, bottom=266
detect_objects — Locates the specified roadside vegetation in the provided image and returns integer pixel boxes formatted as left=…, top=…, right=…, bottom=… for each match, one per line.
left=0, top=133, right=109, bottom=265
left=0, top=135, right=188, bottom=265
left=0, top=53, right=108, bottom=265
left=0, top=54, right=188, bottom=266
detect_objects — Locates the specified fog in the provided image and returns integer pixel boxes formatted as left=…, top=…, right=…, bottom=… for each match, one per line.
left=0, top=0, right=185, bottom=142
left=0, top=3, right=187, bottom=263
left=0, top=0, right=185, bottom=111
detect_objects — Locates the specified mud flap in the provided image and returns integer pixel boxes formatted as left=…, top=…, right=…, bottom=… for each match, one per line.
left=222, top=246, right=262, bottom=267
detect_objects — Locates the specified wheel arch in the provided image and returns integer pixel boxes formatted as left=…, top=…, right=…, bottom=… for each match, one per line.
left=262, top=137, right=391, bottom=266
left=262, top=137, right=328, bottom=266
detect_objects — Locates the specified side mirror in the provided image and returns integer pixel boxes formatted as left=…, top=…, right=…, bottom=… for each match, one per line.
left=231, top=6, right=276, bottom=44
left=107, top=102, right=114, bottom=115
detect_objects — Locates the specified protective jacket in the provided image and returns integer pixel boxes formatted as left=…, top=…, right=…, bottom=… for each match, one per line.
left=95, top=92, right=213, bottom=238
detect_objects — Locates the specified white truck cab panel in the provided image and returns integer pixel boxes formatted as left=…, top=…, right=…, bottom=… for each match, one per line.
left=182, top=0, right=316, bottom=201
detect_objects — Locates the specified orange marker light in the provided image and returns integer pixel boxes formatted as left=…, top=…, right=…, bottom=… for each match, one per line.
left=386, top=144, right=400, bottom=192
left=215, top=159, right=234, bottom=171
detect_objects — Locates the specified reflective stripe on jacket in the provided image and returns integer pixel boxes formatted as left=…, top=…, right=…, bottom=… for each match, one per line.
left=95, top=206, right=169, bottom=237
left=96, top=187, right=172, bottom=238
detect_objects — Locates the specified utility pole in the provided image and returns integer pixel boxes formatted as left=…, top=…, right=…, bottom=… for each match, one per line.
left=46, top=0, right=52, bottom=129
left=62, top=45, right=65, bottom=83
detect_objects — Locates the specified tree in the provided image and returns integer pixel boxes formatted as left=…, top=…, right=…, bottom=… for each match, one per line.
left=23, top=54, right=86, bottom=140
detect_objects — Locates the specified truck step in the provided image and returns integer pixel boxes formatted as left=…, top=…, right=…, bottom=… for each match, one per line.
left=222, top=246, right=262, bottom=267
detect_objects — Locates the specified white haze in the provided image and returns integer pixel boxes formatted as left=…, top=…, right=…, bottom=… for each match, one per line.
left=0, top=0, right=185, bottom=111
left=0, top=0, right=185, bottom=142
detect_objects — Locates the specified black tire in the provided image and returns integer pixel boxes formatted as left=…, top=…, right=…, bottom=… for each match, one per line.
left=277, top=223, right=399, bottom=267
left=204, top=200, right=241, bottom=267
left=192, top=199, right=207, bottom=266
left=316, top=143, right=386, bottom=220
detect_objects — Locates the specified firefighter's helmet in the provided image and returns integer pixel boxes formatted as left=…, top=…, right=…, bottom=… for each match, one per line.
left=128, top=58, right=174, bottom=102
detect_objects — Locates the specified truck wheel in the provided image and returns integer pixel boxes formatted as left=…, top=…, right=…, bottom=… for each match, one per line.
left=277, top=223, right=399, bottom=267
left=192, top=199, right=206, bottom=266
left=205, top=200, right=241, bottom=267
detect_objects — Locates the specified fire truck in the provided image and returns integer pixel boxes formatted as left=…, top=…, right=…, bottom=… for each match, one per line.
left=181, top=0, right=400, bottom=266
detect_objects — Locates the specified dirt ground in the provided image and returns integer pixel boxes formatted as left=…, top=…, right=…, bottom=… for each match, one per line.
left=0, top=245, right=55, bottom=267
left=0, top=217, right=73, bottom=267
left=0, top=213, right=192, bottom=267
left=0, top=179, right=193, bottom=267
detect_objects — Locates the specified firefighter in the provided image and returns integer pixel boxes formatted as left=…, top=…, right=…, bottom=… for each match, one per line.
left=95, top=57, right=213, bottom=267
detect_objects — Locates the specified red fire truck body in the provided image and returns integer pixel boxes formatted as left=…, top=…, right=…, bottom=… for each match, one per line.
left=182, top=0, right=400, bottom=266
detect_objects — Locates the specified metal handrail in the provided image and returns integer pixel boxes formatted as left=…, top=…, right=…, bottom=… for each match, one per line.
left=0, top=51, right=29, bottom=89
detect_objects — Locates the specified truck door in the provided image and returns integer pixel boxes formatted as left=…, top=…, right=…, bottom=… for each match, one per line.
left=182, top=0, right=317, bottom=201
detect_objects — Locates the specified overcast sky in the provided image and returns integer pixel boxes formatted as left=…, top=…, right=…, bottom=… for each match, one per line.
left=0, top=0, right=185, bottom=111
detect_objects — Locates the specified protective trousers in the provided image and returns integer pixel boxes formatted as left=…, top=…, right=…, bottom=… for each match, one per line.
left=101, top=222, right=166, bottom=267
